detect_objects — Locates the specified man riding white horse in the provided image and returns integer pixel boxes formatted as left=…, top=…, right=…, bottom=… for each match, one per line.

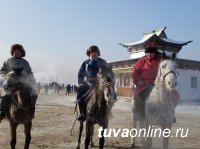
left=77, top=45, right=107, bottom=121
left=132, top=47, right=180, bottom=121
left=0, top=44, right=37, bottom=119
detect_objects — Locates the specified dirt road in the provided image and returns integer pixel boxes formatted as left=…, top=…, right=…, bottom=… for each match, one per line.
left=0, top=89, right=200, bottom=149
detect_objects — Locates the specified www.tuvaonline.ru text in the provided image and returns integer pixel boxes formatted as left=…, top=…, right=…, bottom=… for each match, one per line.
left=98, top=126, right=189, bottom=138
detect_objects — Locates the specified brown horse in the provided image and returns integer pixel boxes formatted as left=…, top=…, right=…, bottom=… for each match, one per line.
left=0, top=68, right=35, bottom=149
left=76, top=64, right=116, bottom=149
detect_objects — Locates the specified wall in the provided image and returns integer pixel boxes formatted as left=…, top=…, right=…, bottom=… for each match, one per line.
left=114, top=68, right=200, bottom=100
left=130, top=51, right=145, bottom=59
left=177, top=69, right=200, bottom=100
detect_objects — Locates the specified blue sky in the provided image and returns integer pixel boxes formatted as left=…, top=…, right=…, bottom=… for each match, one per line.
left=0, top=0, right=199, bottom=84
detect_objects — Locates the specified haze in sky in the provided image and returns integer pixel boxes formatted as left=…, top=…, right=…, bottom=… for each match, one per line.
left=0, top=0, right=199, bottom=84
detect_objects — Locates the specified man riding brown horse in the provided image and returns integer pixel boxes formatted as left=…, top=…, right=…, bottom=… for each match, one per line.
left=77, top=45, right=108, bottom=121
left=0, top=44, right=37, bottom=120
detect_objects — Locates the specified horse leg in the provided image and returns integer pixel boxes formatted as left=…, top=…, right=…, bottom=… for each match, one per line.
left=163, top=136, right=169, bottom=149
left=131, top=105, right=137, bottom=148
left=139, top=119, right=147, bottom=148
left=144, top=121, right=152, bottom=149
left=99, top=127, right=105, bottom=149
left=24, top=121, right=32, bottom=149
left=76, top=121, right=84, bottom=149
left=10, top=123, right=17, bottom=149
left=85, top=121, right=92, bottom=149
left=162, top=124, right=171, bottom=149
left=130, top=121, right=137, bottom=148
left=90, top=125, right=94, bottom=147
left=146, top=135, right=152, bottom=149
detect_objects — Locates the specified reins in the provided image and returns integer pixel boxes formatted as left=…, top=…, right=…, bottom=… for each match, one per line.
left=100, top=82, right=112, bottom=92
left=71, top=102, right=78, bottom=136
left=11, top=95, right=34, bottom=110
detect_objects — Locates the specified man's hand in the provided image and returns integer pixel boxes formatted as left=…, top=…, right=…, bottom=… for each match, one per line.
left=78, top=84, right=84, bottom=88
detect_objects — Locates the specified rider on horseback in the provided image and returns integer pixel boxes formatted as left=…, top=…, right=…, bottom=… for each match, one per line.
left=0, top=44, right=37, bottom=119
left=132, top=47, right=179, bottom=121
left=77, top=45, right=107, bottom=121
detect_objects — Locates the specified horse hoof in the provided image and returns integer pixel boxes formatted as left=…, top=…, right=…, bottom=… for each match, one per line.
left=90, top=143, right=94, bottom=147
left=131, top=143, right=135, bottom=148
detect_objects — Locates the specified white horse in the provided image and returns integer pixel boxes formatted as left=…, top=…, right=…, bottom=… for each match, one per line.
left=131, top=53, right=179, bottom=149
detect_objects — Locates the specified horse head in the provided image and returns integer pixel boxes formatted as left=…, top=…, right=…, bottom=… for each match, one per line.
left=3, top=67, right=26, bottom=93
left=156, top=52, right=179, bottom=91
left=97, top=64, right=116, bottom=107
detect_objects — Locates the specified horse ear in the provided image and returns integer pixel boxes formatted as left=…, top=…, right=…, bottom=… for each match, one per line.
left=161, top=52, right=167, bottom=60
left=172, top=52, right=176, bottom=61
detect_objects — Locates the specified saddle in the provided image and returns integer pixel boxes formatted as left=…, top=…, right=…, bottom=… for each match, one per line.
left=137, top=85, right=154, bottom=101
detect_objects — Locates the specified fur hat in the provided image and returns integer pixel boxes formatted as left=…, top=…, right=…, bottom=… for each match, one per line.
left=10, top=44, right=26, bottom=57
left=145, top=47, right=158, bottom=54
left=86, top=45, right=100, bottom=56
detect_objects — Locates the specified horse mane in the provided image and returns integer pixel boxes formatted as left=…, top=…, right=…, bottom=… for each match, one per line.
left=154, top=62, right=162, bottom=86
left=87, top=64, right=112, bottom=102
left=85, top=63, right=115, bottom=123
left=98, top=64, right=114, bottom=86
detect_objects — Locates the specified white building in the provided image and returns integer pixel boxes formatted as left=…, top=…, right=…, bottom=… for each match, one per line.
left=109, top=27, right=199, bottom=100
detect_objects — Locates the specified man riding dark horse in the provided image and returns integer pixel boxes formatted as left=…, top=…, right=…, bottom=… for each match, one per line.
left=77, top=45, right=107, bottom=121
left=0, top=44, right=37, bottom=120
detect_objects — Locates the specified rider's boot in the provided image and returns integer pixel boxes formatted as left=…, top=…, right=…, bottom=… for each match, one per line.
left=77, top=102, right=86, bottom=121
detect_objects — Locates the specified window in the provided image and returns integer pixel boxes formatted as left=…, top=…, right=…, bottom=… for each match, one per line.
left=191, top=77, right=198, bottom=89
left=124, top=74, right=130, bottom=87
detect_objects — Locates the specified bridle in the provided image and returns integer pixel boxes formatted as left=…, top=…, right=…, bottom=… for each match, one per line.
left=161, top=70, right=177, bottom=81
left=11, top=95, right=34, bottom=110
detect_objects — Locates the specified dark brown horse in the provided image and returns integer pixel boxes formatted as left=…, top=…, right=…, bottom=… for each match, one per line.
left=0, top=68, right=35, bottom=149
left=76, top=64, right=116, bottom=149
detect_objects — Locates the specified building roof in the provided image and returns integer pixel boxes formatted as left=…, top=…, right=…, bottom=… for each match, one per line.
left=119, top=27, right=192, bottom=53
